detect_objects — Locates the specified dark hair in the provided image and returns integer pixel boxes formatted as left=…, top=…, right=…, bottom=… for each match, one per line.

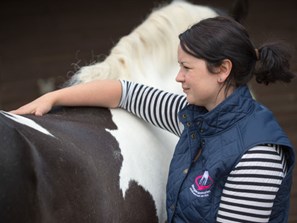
left=179, top=16, right=295, bottom=93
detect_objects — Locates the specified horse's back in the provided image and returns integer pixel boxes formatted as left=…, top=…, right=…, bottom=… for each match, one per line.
left=0, top=108, right=159, bottom=223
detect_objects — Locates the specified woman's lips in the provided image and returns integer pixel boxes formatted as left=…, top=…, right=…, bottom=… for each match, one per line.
left=182, top=87, right=189, bottom=93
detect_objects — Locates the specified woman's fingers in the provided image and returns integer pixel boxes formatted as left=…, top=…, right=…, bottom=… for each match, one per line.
left=10, top=101, right=51, bottom=116
left=9, top=93, right=55, bottom=116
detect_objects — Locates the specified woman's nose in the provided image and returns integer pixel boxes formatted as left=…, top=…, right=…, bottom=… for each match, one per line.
left=175, top=71, right=184, bottom=83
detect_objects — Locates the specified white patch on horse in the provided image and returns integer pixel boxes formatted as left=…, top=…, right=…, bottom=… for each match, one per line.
left=0, top=111, right=54, bottom=137
left=106, top=109, right=178, bottom=222
left=65, top=1, right=218, bottom=221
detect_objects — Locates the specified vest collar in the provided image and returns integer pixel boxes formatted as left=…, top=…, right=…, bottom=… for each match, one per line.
left=179, top=85, right=255, bottom=136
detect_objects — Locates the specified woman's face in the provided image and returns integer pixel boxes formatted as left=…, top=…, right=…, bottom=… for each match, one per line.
left=176, top=45, right=226, bottom=111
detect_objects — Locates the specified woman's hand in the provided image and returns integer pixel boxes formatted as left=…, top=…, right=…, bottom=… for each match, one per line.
left=9, top=80, right=122, bottom=116
left=10, top=92, right=56, bottom=116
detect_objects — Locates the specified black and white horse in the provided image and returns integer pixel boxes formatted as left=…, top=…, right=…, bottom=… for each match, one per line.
left=0, top=1, right=247, bottom=222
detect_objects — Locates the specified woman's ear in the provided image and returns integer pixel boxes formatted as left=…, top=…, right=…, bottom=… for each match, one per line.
left=217, top=59, right=232, bottom=83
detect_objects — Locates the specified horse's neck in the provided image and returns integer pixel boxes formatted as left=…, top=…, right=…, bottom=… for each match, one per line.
left=68, top=1, right=218, bottom=95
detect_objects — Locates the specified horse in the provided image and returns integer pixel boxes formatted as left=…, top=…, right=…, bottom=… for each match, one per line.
left=0, top=1, right=247, bottom=222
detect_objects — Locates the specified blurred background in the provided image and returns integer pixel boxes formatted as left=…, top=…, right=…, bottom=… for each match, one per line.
left=1, top=0, right=296, bottom=221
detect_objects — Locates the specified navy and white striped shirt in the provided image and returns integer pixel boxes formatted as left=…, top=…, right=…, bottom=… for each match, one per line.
left=119, top=80, right=287, bottom=223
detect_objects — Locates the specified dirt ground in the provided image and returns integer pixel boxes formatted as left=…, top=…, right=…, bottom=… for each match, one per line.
left=1, top=0, right=296, bottom=221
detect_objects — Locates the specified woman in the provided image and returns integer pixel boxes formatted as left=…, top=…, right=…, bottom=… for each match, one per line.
left=11, top=16, right=295, bottom=222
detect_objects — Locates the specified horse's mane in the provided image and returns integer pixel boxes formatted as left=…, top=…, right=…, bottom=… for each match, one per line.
left=66, top=1, right=218, bottom=89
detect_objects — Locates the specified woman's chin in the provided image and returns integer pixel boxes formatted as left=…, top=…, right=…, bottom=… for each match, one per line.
left=186, top=96, right=194, bottom=104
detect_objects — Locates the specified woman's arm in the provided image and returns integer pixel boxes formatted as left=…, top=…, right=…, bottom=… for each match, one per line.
left=217, top=145, right=287, bottom=222
left=10, top=80, right=122, bottom=116
left=119, top=80, right=187, bottom=136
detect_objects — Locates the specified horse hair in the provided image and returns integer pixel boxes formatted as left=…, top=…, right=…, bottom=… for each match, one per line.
left=65, top=1, right=218, bottom=88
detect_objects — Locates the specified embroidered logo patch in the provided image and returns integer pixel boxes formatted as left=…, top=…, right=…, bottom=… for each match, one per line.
left=190, top=171, right=213, bottom=197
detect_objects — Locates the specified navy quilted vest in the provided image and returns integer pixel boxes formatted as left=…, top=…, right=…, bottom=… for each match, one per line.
left=166, top=85, right=295, bottom=223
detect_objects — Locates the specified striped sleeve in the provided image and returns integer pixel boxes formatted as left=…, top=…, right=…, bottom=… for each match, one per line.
left=216, top=145, right=287, bottom=223
left=118, top=80, right=187, bottom=136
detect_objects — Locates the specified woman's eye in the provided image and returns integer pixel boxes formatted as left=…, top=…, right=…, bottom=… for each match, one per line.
left=179, top=63, right=191, bottom=70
